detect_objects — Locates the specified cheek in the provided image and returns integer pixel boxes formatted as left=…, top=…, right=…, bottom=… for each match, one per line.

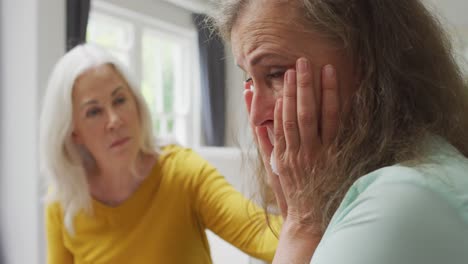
left=117, top=99, right=138, bottom=119
left=335, top=63, right=358, bottom=102
left=131, top=104, right=141, bottom=124
left=75, top=125, right=106, bottom=156
left=83, top=122, right=106, bottom=141
left=124, top=102, right=141, bottom=128
left=274, top=88, right=284, bottom=99
left=271, top=77, right=286, bottom=93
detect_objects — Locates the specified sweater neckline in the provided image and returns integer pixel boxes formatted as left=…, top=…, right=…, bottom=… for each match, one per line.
left=90, top=158, right=162, bottom=221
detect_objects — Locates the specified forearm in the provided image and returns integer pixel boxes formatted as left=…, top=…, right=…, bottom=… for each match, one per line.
left=273, top=220, right=321, bottom=264
left=211, top=210, right=282, bottom=261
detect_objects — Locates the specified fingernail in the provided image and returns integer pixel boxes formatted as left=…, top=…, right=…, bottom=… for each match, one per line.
left=297, top=58, right=309, bottom=73
left=324, top=64, right=335, bottom=78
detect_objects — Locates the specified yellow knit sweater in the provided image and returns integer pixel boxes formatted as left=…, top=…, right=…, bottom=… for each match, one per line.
left=46, top=145, right=280, bottom=263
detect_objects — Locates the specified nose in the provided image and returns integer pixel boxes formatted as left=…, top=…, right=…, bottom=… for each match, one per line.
left=106, top=109, right=123, bottom=131
left=250, top=87, right=277, bottom=127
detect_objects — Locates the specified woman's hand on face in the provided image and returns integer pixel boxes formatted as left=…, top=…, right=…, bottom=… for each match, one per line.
left=256, top=58, right=341, bottom=231
left=244, top=85, right=288, bottom=219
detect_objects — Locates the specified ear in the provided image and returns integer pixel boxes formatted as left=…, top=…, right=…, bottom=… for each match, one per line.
left=72, top=131, right=83, bottom=145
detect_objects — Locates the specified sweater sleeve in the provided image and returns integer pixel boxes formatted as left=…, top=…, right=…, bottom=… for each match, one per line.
left=311, top=182, right=468, bottom=264
left=46, top=203, right=74, bottom=264
left=182, top=148, right=281, bottom=262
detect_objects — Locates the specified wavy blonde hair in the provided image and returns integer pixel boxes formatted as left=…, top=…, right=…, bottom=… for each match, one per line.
left=40, top=43, right=158, bottom=234
left=210, top=0, right=468, bottom=232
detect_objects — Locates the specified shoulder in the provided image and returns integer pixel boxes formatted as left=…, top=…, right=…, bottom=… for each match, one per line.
left=157, top=144, right=216, bottom=185
left=158, top=144, right=208, bottom=169
left=314, top=166, right=468, bottom=264
left=336, top=174, right=466, bottom=229
left=45, top=201, right=64, bottom=223
left=336, top=158, right=468, bottom=216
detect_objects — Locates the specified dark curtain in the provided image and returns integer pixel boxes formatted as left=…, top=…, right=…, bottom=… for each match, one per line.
left=192, top=13, right=226, bottom=146
left=66, top=0, right=90, bottom=51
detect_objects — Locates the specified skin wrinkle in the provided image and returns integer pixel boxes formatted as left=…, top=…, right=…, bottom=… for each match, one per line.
left=234, top=18, right=348, bottom=74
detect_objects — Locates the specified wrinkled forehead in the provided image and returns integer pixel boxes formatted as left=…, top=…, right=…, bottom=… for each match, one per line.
left=230, top=1, right=306, bottom=64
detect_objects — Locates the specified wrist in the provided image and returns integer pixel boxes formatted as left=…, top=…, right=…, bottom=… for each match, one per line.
left=282, top=217, right=322, bottom=240
left=273, top=220, right=322, bottom=264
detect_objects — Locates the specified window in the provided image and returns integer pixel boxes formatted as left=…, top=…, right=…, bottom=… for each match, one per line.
left=87, top=12, right=133, bottom=66
left=87, top=1, right=201, bottom=146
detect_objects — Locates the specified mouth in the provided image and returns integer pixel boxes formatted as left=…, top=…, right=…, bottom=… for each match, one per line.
left=110, top=137, right=130, bottom=149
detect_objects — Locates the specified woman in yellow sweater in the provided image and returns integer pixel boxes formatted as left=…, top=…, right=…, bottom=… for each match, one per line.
left=40, top=43, right=280, bottom=264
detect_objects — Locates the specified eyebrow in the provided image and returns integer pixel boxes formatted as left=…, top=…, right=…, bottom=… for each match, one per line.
left=80, top=86, right=124, bottom=109
left=250, top=52, right=289, bottom=66
left=111, top=86, right=124, bottom=97
left=80, top=99, right=98, bottom=109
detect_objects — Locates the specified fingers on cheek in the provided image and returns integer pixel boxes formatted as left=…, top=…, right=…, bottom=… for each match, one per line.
left=274, top=99, right=286, bottom=150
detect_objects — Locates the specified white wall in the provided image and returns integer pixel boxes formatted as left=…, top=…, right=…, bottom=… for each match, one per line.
left=37, top=2, right=66, bottom=262
left=0, top=0, right=65, bottom=263
left=1, top=0, right=40, bottom=263
left=423, top=0, right=468, bottom=26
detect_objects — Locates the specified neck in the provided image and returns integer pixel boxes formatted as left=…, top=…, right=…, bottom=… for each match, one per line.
left=89, top=153, right=156, bottom=206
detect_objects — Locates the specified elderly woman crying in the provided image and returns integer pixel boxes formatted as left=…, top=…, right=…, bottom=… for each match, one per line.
left=210, top=0, right=468, bottom=263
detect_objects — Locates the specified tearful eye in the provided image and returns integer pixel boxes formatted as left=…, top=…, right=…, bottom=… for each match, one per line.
left=267, top=71, right=286, bottom=80
left=266, top=70, right=287, bottom=92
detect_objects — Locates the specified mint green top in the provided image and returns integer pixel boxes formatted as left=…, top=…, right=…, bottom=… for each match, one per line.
left=311, top=138, right=468, bottom=264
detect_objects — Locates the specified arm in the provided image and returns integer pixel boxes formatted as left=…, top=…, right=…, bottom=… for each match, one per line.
left=188, top=150, right=282, bottom=262
left=311, top=183, right=468, bottom=264
left=46, top=203, right=74, bottom=264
